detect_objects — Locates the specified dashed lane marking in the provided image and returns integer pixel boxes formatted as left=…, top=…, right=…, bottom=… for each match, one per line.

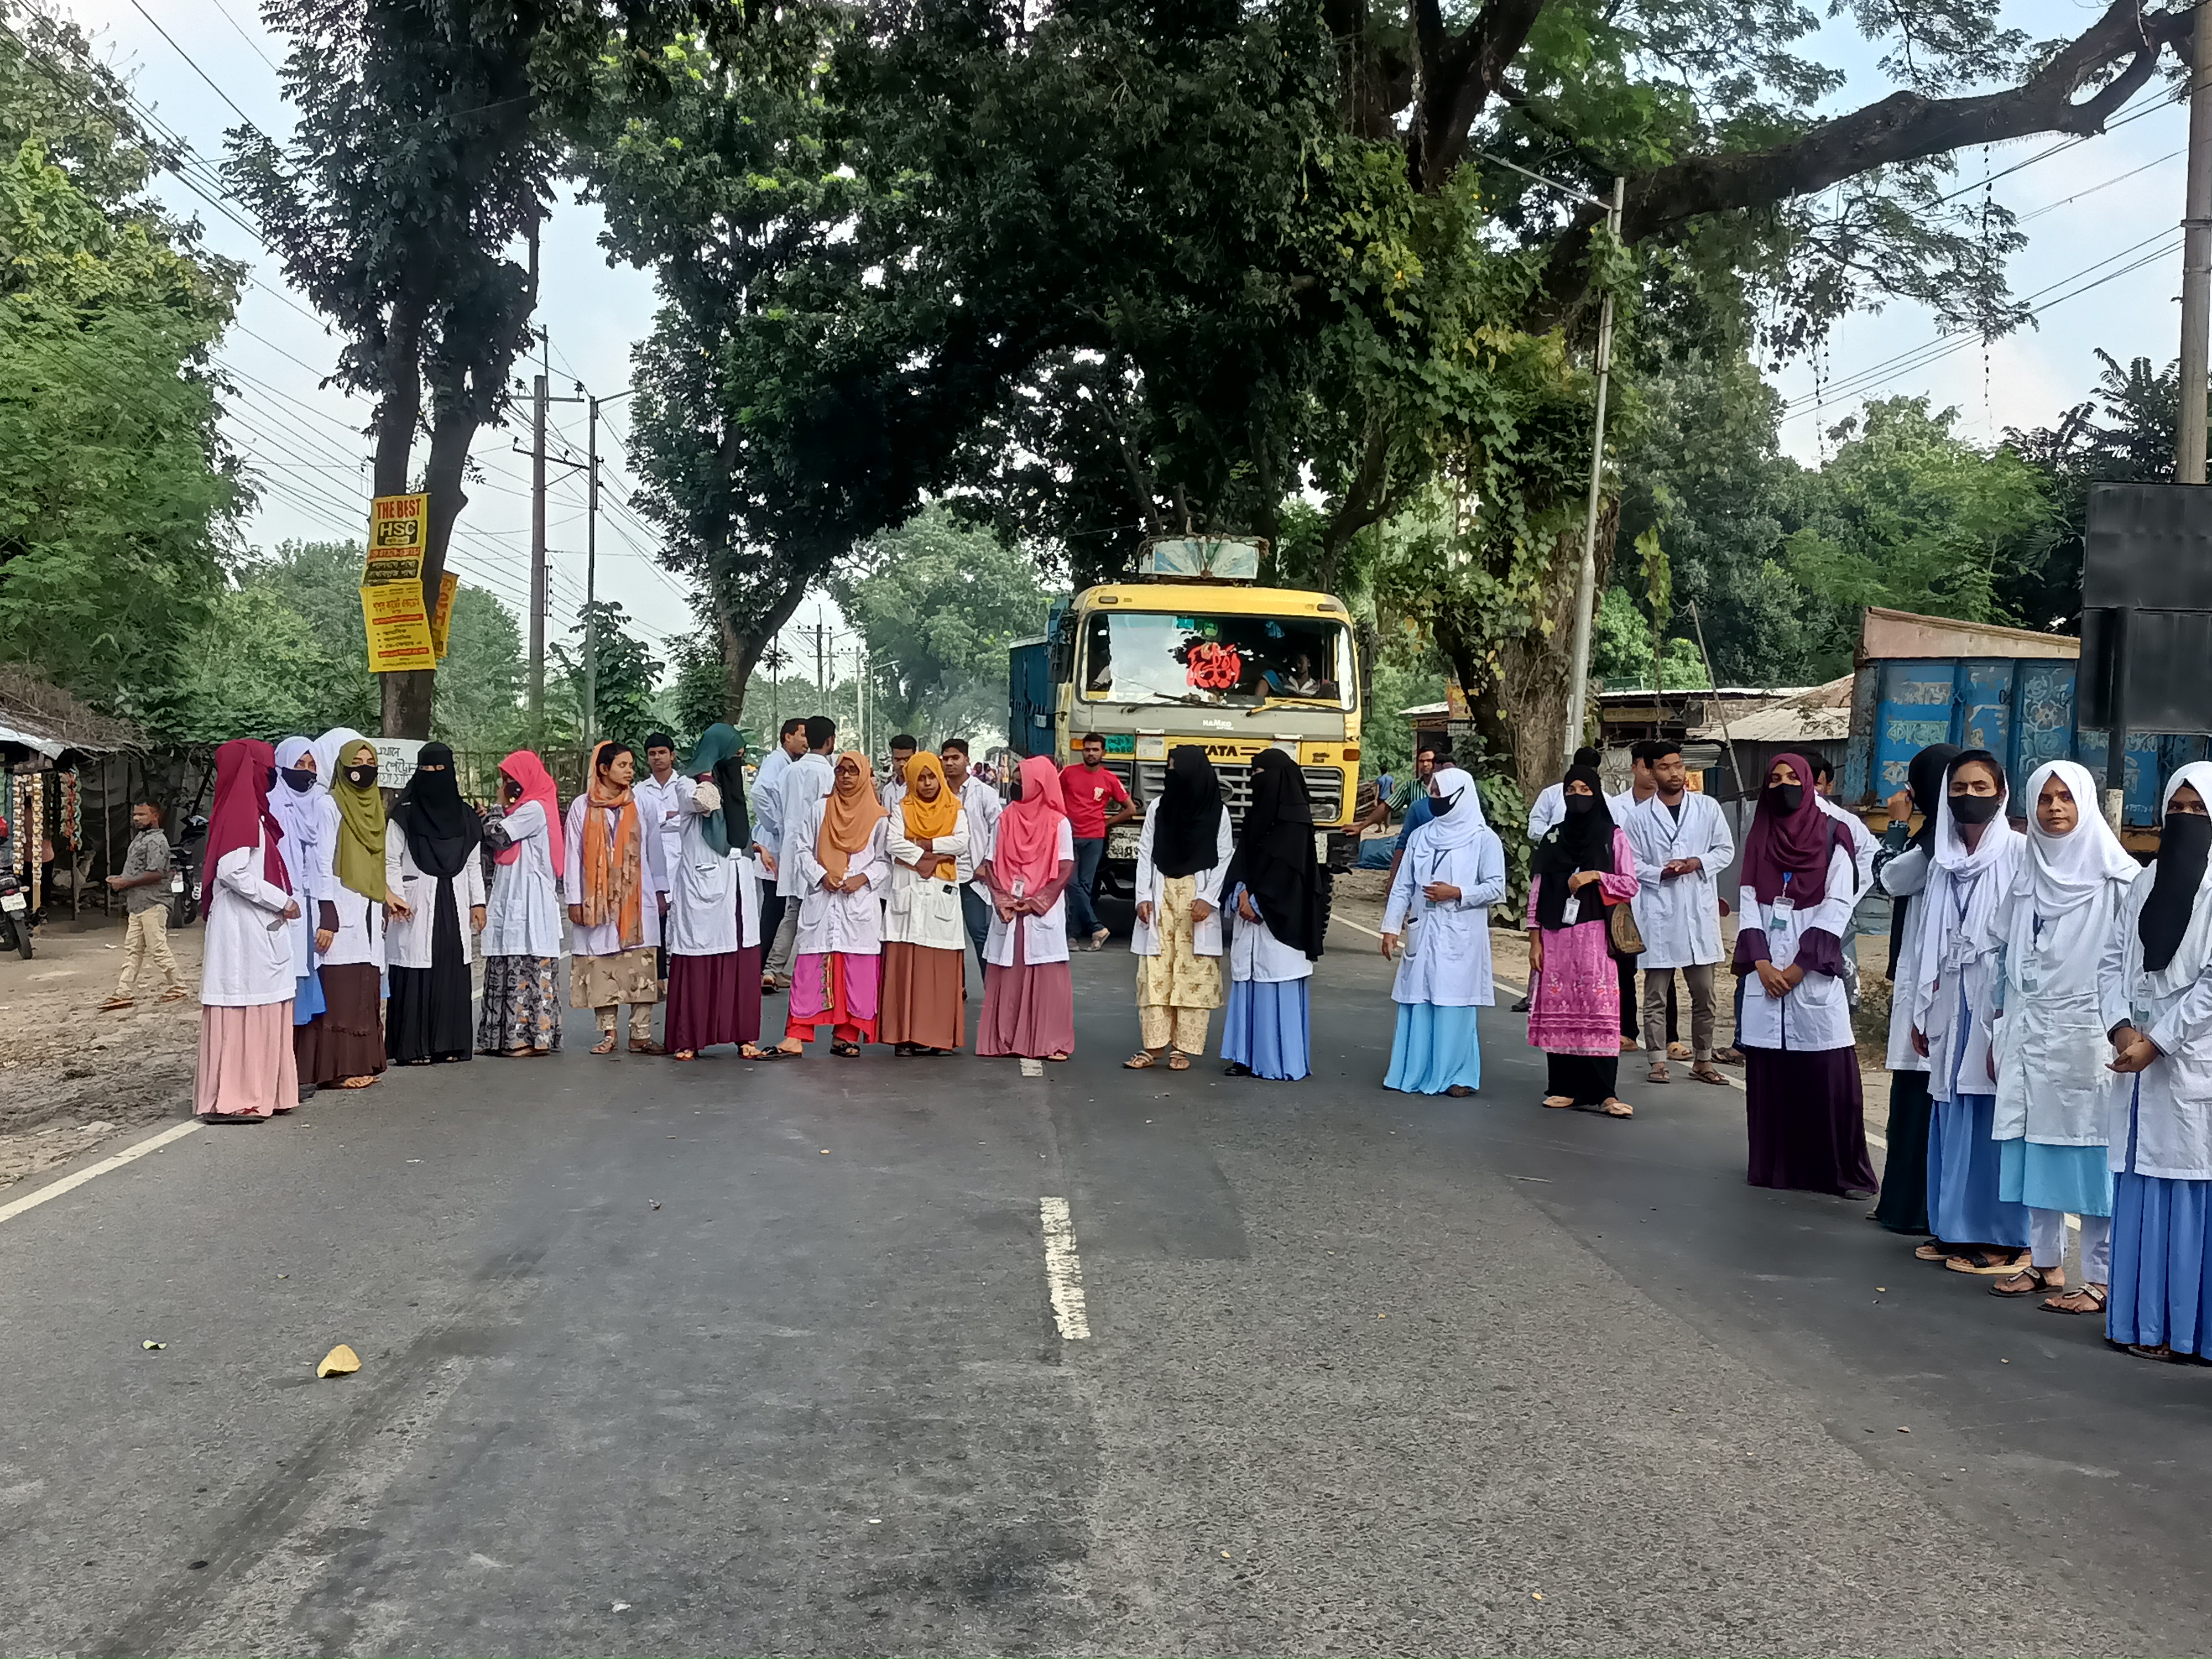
left=1039, top=1196, right=1091, bottom=1339
left=0, top=1119, right=202, bottom=1228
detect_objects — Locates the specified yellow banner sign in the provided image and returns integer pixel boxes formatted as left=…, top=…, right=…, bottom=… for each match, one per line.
left=429, top=570, right=458, bottom=660
left=363, top=493, right=428, bottom=586
left=360, top=582, right=436, bottom=674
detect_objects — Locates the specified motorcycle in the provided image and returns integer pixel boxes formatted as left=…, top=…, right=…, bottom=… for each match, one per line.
left=169, top=813, right=209, bottom=927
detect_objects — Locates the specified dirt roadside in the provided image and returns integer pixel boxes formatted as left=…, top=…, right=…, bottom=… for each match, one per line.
left=0, top=914, right=201, bottom=1190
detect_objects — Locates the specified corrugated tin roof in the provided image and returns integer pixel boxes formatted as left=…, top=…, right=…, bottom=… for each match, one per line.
left=1692, top=674, right=1855, bottom=744
left=0, top=719, right=65, bottom=759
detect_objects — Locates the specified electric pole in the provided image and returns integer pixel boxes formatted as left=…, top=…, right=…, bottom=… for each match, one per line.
left=2178, top=0, right=2212, bottom=483
left=583, top=396, right=599, bottom=751
left=1563, top=175, right=1625, bottom=766
left=526, top=228, right=546, bottom=745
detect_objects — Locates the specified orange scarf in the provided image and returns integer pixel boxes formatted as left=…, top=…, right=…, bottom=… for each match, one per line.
left=901, top=752, right=960, bottom=879
left=581, top=748, right=643, bottom=946
left=817, top=752, right=888, bottom=884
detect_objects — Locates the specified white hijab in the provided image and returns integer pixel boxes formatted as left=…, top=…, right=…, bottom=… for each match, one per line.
left=269, top=735, right=324, bottom=868
left=1914, top=752, right=2023, bottom=994
left=310, top=726, right=369, bottom=790
left=2015, top=759, right=2136, bottom=916
left=1414, top=765, right=1489, bottom=855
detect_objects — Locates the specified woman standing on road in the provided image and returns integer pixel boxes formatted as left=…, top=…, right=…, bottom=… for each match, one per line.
left=1908, top=750, right=2030, bottom=1274
left=1735, top=752, right=1876, bottom=1197
left=664, top=724, right=764, bottom=1062
left=1220, top=749, right=1325, bottom=1081
left=978, top=756, right=1077, bottom=1062
left=195, top=739, right=302, bottom=1123
left=298, top=727, right=397, bottom=1091
left=1870, top=742, right=1961, bottom=1235
left=269, top=735, right=333, bottom=1099
left=2100, top=763, right=2212, bottom=1361
left=566, top=741, right=667, bottom=1057
left=882, top=750, right=972, bottom=1057
left=778, top=752, right=890, bottom=1057
left=1381, top=764, right=1507, bottom=1097
left=1985, top=760, right=2134, bottom=1310
left=478, top=750, right=565, bottom=1057
left=1125, top=747, right=1234, bottom=1072
left=1525, top=764, right=1640, bottom=1116
left=385, top=742, right=486, bottom=1066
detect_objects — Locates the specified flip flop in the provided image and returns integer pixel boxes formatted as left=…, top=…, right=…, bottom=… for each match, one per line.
left=2042, top=1285, right=2107, bottom=1317
left=1946, top=1249, right=2030, bottom=1276
left=1689, top=1064, right=1729, bottom=1085
left=1599, top=1099, right=1634, bottom=1118
left=1123, top=1053, right=1156, bottom=1070
left=1646, top=1063, right=1671, bottom=1084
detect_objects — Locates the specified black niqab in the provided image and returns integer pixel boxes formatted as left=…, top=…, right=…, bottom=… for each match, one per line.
left=1531, top=764, right=1614, bottom=932
left=393, top=742, right=480, bottom=881
left=1886, top=740, right=1962, bottom=982
left=1222, top=749, right=1324, bottom=959
left=2141, top=810, right=2212, bottom=973
left=1152, top=747, right=1225, bottom=878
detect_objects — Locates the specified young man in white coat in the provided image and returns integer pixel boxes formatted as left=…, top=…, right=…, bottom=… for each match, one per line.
left=1623, top=739, right=1733, bottom=1084
left=768, top=714, right=838, bottom=990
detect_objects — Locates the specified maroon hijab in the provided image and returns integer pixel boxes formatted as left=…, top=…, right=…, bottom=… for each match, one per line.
left=1740, top=749, right=1831, bottom=907
left=205, top=738, right=290, bottom=894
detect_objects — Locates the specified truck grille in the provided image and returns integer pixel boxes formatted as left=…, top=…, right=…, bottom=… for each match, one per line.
left=1133, top=760, right=1344, bottom=826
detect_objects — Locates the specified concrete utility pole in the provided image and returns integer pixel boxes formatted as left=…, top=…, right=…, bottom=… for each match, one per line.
left=526, top=229, right=546, bottom=744
left=583, top=397, right=599, bottom=752
left=1562, top=176, right=1626, bottom=768
left=2178, top=0, right=2212, bottom=483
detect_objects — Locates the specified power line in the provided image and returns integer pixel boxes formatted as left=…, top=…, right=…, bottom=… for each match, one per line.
left=127, top=0, right=265, bottom=131
left=197, top=0, right=281, bottom=76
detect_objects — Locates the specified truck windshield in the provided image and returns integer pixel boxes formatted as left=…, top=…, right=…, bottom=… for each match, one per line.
left=1082, top=611, right=1354, bottom=710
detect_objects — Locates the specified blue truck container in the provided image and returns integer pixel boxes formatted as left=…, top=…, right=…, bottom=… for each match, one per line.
left=1842, top=607, right=2205, bottom=829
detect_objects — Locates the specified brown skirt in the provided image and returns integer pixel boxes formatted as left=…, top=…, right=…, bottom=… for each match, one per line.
left=296, top=962, right=385, bottom=1086
left=664, top=946, right=762, bottom=1053
left=880, top=941, right=965, bottom=1050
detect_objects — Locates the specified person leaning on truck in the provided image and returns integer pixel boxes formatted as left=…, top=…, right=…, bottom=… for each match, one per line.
left=1061, top=734, right=1141, bottom=951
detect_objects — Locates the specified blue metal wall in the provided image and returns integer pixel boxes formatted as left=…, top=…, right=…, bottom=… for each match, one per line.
left=1866, top=656, right=2204, bottom=824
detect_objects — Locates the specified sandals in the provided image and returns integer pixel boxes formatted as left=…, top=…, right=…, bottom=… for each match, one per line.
left=1599, top=1098, right=1633, bottom=1118
left=629, top=1040, right=667, bottom=1056
left=1541, top=1095, right=1573, bottom=1110
left=1446, top=1084, right=1474, bottom=1098
left=160, top=987, right=189, bottom=1003
left=1046, top=1051, right=1071, bottom=1062
left=1646, top=1062, right=1671, bottom=1084
left=99, top=998, right=132, bottom=1013
left=671, top=1050, right=697, bottom=1062
left=1945, top=1248, right=2030, bottom=1276
left=1689, top=1064, right=1728, bottom=1086
left=339, top=1075, right=378, bottom=1089
left=2128, top=1343, right=2187, bottom=1364
left=831, top=1040, right=862, bottom=1058
left=1715, top=1047, right=1746, bottom=1066
left=591, top=1036, right=618, bottom=1056
left=1166, top=1052, right=1191, bottom=1072
left=1223, top=1062, right=1254, bottom=1077
left=1667, top=1041, right=1691, bottom=1060
left=1123, top=1052, right=1156, bottom=1070
left=1990, top=1265, right=2062, bottom=1297
left=2042, top=1283, right=2107, bottom=1316
left=1913, top=1240, right=1956, bottom=1262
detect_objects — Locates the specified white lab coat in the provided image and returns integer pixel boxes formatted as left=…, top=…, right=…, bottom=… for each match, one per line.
left=775, top=753, right=836, bottom=899
left=1527, top=782, right=1564, bottom=844
left=1735, top=843, right=1858, bottom=1052
left=750, top=746, right=794, bottom=863
left=983, top=817, right=1075, bottom=968
left=382, top=832, right=488, bottom=969
left=481, top=799, right=564, bottom=960
left=886, top=806, right=973, bottom=950
left=957, top=778, right=1003, bottom=899
left=273, top=791, right=335, bottom=980
left=664, top=794, right=759, bottom=957
left=199, top=836, right=297, bottom=1007
left=1991, top=874, right=2131, bottom=1145
left=1128, top=800, right=1235, bottom=958
left=634, top=771, right=693, bottom=896
left=1819, top=796, right=1879, bottom=891
left=1880, top=844, right=1933, bottom=1072
left=790, top=802, right=890, bottom=956
left=1621, top=792, right=1733, bottom=969
left=319, top=877, right=385, bottom=969
left=562, top=795, right=668, bottom=957
left=1911, top=863, right=2008, bottom=1103
left=2101, top=870, right=2212, bottom=1181
left=1381, top=826, right=1507, bottom=1007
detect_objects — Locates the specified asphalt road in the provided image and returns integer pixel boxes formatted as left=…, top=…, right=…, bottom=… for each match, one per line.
left=1, top=920, right=2206, bottom=1656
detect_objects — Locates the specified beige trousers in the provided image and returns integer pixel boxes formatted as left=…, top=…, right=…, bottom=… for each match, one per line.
left=1139, top=1004, right=1212, bottom=1055
left=116, top=907, right=185, bottom=998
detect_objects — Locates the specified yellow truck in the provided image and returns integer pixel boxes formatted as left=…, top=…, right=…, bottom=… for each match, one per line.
left=1006, top=537, right=1364, bottom=924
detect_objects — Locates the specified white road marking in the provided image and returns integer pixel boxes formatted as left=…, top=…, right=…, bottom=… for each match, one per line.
left=1019, top=1057, right=1044, bottom=1078
left=1038, top=1196, right=1091, bottom=1339
left=0, top=1120, right=202, bottom=1227
left=1333, top=912, right=1384, bottom=941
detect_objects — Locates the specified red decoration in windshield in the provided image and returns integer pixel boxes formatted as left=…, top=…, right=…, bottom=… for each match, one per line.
left=1185, top=640, right=1243, bottom=691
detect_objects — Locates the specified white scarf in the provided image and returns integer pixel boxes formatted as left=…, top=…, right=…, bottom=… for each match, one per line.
left=1913, top=757, right=2022, bottom=1004
left=2013, top=759, right=2136, bottom=916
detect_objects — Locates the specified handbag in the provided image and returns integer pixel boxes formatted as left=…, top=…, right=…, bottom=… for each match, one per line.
left=1608, top=893, right=1645, bottom=957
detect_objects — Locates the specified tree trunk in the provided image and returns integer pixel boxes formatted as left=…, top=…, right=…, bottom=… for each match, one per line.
left=712, top=565, right=817, bottom=726
left=1480, top=500, right=1619, bottom=803
left=379, top=405, right=477, bottom=739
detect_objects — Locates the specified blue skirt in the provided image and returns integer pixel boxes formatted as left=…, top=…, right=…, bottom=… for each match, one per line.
left=1997, top=1137, right=2114, bottom=1218
left=2109, top=1171, right=2212, bottom=1354
left=291, top=968, right=326, bottom=1026
left=1221, top=978, right=1311, bottom=1081
left=1926, top=1094, right=2029, bottom=1246
left=1384, top=1003, right=1482, bottom=1095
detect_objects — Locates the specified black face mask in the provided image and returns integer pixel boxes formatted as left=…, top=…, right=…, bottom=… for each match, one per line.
left=281, top=767, right=316, bottom=794
left=1564, top=793, right=1596, bottom=816
left=1770, top=781, right=1804, bottom=814
left=345, top=764, right=378, bottom=790
left=1950, top=792, right=2001, bottom=826
left=1432, top=789, right=1459, bottom=819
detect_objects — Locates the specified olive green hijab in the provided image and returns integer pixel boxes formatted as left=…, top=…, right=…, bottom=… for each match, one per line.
left=313, top=726, right=387, bottom=902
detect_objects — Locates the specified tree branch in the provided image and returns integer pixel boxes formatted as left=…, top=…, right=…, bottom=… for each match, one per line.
left=1407, top=0, right=1551, bottom=191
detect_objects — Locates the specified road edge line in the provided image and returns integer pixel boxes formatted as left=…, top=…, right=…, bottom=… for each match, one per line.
left=0, top=1119, right=204, bottom=1228
left=1039, top=1195, right=1091, bottom=1340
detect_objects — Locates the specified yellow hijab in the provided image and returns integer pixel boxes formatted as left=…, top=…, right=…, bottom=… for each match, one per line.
left=817, top=752, right=888, bottom=883
left=901, top=751, right=959, bottom=878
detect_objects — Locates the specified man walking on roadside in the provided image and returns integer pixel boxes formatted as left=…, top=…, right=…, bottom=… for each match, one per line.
left=1620, top=739, right=1733, bottom=1085
left=942, top=739, right=1001, bottom=982
left=101, top=801, right=186, bottom=1011
left=1060, top=733, right=1139, bottom=950
left=751, top=718, right=806, bottom=993
left=767, top=714, right=838, bottom=988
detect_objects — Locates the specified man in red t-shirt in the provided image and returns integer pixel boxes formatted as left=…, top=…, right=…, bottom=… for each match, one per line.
left=1060, top=734, right=1140, bottom=950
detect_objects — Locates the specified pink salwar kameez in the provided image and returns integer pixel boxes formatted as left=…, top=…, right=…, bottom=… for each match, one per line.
left=1526, top=827, right=1640, bottom=1057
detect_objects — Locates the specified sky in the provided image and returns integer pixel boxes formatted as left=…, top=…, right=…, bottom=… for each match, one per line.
left=48, top=0, right=2194, bottom=679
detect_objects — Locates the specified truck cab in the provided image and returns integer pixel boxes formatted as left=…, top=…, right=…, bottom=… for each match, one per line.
left=1006, top=538, right=1363, bottom=924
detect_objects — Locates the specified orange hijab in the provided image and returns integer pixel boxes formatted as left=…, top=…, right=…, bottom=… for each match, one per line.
left=580, top=741, right=644, bottom=946
left=817, top=752, right=888, bottom=883
left=901, top=752, right=959, bottom=878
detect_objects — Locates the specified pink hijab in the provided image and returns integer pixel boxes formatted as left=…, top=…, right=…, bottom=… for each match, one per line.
left=496, top=749, right=564, bottom=872
left=992, top=755, right=1068, bottom=893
